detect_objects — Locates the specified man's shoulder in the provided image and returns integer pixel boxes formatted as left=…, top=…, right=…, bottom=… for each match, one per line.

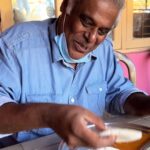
left=95, top=37, right=113, bottom=52
left=0, top=19, right=54, bottom=48
left=92, top=36, right=114, bottom=60
left=102, top=36, right=113, bottom=47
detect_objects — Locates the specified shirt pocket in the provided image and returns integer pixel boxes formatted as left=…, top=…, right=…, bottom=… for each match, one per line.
left=85, top=82, right=107, bottom=116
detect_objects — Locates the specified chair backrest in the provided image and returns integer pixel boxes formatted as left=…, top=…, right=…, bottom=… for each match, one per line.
left=115, top=51, right=136, bottom=85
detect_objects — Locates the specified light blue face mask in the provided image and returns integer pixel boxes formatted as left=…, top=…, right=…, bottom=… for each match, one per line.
left=54, top=33, right=91, bottom=63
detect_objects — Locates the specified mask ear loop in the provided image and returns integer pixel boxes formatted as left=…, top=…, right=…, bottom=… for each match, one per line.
left=62, top=12, right=67, bottom=33
left=58, top=0, right=71, bottom=34
left=56, top=12, right=66, bottom=35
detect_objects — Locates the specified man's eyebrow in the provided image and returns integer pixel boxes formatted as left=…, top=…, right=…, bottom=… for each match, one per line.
left=80, top=14, right=95, bottom=25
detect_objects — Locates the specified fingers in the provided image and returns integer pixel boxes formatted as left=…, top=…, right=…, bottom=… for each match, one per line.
left=65, top=128, right=116, bottom=149
left=67, top=117, right=116, bottom=148
left=55, top=105, right=116, bottom=149
left=70, top=108, right=116, bottom=148
left=77, top=123, right=116, bottom=148
left=83, top=109, right=106, bottom=131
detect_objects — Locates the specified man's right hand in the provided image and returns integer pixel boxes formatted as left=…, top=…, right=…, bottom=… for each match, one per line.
left=0, top=103, right=116, bottom=149
left=46, top=104, right=116, bottom=149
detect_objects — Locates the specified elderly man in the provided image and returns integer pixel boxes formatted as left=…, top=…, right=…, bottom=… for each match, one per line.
left=0, top=0, right=149, bottom=149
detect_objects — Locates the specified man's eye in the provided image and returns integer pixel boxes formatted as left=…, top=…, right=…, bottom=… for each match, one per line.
left=83, top=18, right=92, bottom=26
left=80, top=15, right=92, bottom=27
left=98, top=28, right=110, bottom=35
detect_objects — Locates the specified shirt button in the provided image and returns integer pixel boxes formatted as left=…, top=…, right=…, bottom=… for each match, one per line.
left=99, top=88, right=103, bottom=92
left=70, top=98, right=75, bottom=103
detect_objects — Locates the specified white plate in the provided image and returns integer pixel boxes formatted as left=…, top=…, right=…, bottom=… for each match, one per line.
left=99, top=127, right=142, bottom=143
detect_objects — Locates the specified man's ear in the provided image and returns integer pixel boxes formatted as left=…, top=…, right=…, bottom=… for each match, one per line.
left=60, top=0, right=73, bottom=14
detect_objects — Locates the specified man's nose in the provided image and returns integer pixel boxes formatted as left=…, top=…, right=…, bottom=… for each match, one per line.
left=84, top=28, right=97, bottom=43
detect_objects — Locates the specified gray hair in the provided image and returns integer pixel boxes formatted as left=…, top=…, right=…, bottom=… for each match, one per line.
left=110, top=0, right=125, bottom=10
left=66, top=0, right=125, bottom=14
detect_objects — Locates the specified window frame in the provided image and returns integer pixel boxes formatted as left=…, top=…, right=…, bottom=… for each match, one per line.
left=0, top=0, right=14, bottom=31
left=114, top=0, right=150, bottom=52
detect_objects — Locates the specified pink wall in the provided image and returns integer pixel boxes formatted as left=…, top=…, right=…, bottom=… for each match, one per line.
left=120, top=51, right=150, bottom=94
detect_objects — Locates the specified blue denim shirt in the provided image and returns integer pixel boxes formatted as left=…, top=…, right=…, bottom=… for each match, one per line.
left=0, top=18, right=140, bottom=142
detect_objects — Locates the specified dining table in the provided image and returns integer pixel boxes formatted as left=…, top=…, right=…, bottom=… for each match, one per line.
left=0, top=115, right=150, bottom=150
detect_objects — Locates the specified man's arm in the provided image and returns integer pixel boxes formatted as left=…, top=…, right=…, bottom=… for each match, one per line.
left=0, top=103, right=51, bottom=133
left=0, top=103, right=116, bottom=148
left=124, top=93, right=150, bottom=116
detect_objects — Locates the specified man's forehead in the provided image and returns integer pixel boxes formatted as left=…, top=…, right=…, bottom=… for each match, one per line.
left=67, top=0, right=116, bottom=5
left=65, top=0, right=123, bottom=11
left=72, top=0, right=118, bottom=12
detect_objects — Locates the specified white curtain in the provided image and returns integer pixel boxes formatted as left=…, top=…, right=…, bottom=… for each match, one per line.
left=13, top=0, right=55, bottom=23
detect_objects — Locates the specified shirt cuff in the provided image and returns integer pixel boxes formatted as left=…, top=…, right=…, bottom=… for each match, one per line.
left=0, top=96, right=17, bottom=107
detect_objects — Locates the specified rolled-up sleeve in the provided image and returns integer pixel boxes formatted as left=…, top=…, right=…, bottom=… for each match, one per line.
left=0, top=36, right=21, bottom=106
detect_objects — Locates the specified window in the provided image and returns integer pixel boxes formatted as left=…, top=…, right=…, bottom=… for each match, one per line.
left=114, top=0, right=150, bottom=51
left=133, top=0, right=150, bottom=38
